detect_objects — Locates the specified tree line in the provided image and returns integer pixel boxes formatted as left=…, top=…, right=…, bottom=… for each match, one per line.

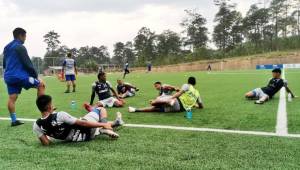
left=34, top=0, right=300, bottom=71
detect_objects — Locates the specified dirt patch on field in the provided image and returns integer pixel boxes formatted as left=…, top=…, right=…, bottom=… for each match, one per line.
left=132, top=51, right=300, bottom=72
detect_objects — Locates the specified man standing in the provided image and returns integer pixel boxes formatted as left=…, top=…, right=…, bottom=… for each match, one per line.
left=123, top=62, right=130, bottom=79
left=3, top=27, right=45, bottom=126
left=62, top=53, right=77, bottom=93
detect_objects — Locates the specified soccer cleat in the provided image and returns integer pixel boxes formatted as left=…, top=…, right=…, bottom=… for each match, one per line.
left=11, top=120, right=24, bottom=127
left=128, top=107, right=136, bottom=113
left=99, top=129, right=119, bottom=139
left=64, top=90, right=70, bottom=93
left=72, top=89, right=76, bottom=93
left=135, top=88, right=140, bottom=92
left=112, top=112, right=125, bottom=128
left=83, top=103, right=93, bottom=112
left=255, top=100, right=264, bottom=104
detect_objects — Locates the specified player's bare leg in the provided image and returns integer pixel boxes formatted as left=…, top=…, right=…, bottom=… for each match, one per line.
left=65, top=81, right=71, bottom=93
left=128, top=106, right=161, bottom=113
left=245, top=91, right=257, bottom=100
left=37, top=79, right=46, bottom=97
left=72, top=81, right=76, bottom=92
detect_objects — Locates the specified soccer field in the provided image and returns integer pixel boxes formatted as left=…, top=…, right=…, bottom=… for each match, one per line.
left=0, top=70, right=300, bottom=169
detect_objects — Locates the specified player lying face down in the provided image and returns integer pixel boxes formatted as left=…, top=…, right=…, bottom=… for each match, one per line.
left=245, top=68, right=296, bottom=104
left=153, top=82, right=179, bottom=96
left=128, top=77, right=203, bottom=113
left=87, top=72, right=125, bottom=109
left=33, top=95, right=124, bottom=146
left=116, top=79, right=139, bottom=98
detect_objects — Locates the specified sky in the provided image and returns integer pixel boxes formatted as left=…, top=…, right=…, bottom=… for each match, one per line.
left=0, top=0, right=261, bottom=57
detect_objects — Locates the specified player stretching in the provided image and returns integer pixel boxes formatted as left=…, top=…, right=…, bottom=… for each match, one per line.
left=62, top=53, right=77, bottom=93
left=33, top=95, right=123, bottom=146
left=3, top=28, right=45, bottom=126
left=245, top=68, right=295, bottom=104
left=123, top=62, right=130, bottom=79
left=117, top=79, right=139, bottom=98
left=154, top=82, right=179, bottom=96
left=86, top=72, right=125, bottom=109
left=129, top=77, right=203, bottom=113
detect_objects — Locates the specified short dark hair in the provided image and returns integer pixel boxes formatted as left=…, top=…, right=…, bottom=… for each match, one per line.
left=154, top=81, right=161, bottom=85
left=36, top=95, right=52, bottom=112
left=188, top=77, right=196, bottom=85
left=97, top=72, right=106, bottom=79
left=13, top=27, right=26, bottom=39
left=67, top=53, right=72, bottom=58
left=272, top=68, right=282, bottom=74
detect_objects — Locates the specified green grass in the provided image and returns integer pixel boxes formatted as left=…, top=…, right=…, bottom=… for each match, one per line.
left=286, top=69, right=300, bottom=133
left=0, top=70, right=299, bottom=169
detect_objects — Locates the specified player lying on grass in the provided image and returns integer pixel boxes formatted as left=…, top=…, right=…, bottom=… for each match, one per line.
left=33, top=95, right=124, bottom=146
left=117, top=79, right=139, bottom=98
left=129, top=77, right=203, bottom=113
left=3, top=27, right=46, bottom=127
left=88, top=72, right=125, bottom=108
left=245, top=68, right=295, bottom=104
left=154, top=81, right=179, bottom=96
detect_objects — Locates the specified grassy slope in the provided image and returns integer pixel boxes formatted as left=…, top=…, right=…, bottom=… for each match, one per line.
left=286, top=69, right=300, bottom=133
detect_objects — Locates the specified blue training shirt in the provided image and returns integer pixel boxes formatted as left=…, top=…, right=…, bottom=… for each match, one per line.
left=3, top=39, right=37, bottom=83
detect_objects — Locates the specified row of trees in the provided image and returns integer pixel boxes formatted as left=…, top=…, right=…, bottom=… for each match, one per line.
left=36, top=0, right=300, bottom=70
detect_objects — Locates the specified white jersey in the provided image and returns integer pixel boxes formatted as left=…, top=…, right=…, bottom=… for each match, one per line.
left=63, top=58, right=76, bottom=75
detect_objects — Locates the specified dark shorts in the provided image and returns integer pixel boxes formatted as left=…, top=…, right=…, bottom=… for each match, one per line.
left=65, top=75, right=76, bottom=81
left=5, top=77, right=40, bottom=95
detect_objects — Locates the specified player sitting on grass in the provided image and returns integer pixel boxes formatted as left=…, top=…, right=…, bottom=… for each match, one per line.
left=245, top=68, right=295, bottom=104
left=154, top=81, right=179, bottom=96
left=129, top=77, right=203, bottom=113
left=33, top=95, right=124, bottom=146
left=87, top=72, right=125, bottom=109
left=117, top=79, right=139, bottom=98
left=3, top=27, right=46, bottom=127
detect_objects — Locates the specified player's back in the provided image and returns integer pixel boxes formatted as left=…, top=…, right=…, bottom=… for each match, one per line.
left=3, top=39, right=29, bottom=80
left=63, top=58, right=75, bottom=75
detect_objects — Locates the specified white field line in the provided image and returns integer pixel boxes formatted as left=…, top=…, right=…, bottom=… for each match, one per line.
left=1, top=117, right=300, bottom=138
left=276, top=69, right=288, bottom=136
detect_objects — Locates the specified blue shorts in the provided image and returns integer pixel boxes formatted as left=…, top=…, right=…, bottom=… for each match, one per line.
left=65, top=75, right=76, bottom=81
left=5, top=77, right=40, bottom=95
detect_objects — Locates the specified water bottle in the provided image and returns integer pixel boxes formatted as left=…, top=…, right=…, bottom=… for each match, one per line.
left=186, top=108, right=192, bottom=120
left=288, top=93, right=292, bottom=102
left=71, top=101, right=77, bottom=109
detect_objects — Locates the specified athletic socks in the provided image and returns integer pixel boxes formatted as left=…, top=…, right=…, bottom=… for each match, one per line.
left=10, top=113, right=17, bottom=123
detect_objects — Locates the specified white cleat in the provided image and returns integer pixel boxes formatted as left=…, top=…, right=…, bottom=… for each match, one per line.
left=99, top=129, right=119, bottom=139
left=113, top=112, right=125, bottom=128
left=128, top=107, right=136, bottom=113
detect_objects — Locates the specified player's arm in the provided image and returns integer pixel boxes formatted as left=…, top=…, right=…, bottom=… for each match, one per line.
left=284, top=84, right=296, bottom=98
left=90, top=85, right=96, bottom=105
left=110, top=87, right=121, bottom=100
left=125, top=84, right=137, bottom=90
left=74, top=61, right=78, bottom=75
left=15, top=45, right=38, bottom=78
left=171, top=90, right=184, bottom=99
left=61, top=60, right=66, bottom=75
left=164, top=85, right=179, bottom=92
left=196, top=98, right=204, bottom=109
left=74, top=119, right=112, bottom=129
left=39, top=135, right=51, bottom=146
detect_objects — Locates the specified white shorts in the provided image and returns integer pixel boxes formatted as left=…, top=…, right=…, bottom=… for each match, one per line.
left=98, top=97, right=118, bottom=108
left=122, top=89, right=136, bottom=98
left=252, top=88, right=269, bottom=99
left=82, top=111, right=101, bottom=139
left=156, top=95, right=181, bottom=112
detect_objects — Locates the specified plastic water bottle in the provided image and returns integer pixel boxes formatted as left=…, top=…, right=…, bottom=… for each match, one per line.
left=71, top=101, right=77, bottom=109
left=186, top=108, right=192, bottom=120
left=288, top=93, right=292, bottom=102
